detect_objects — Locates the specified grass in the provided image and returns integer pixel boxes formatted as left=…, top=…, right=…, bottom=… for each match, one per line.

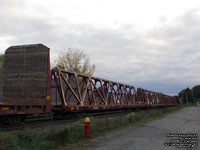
left=0, top=105, right=192, bottom=150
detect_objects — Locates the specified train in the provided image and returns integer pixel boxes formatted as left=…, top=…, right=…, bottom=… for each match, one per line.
left=0, top=44, right=178, bottom=123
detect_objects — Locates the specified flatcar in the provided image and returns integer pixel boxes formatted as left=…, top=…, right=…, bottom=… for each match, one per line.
left=0, top=44, right=178, bottom=123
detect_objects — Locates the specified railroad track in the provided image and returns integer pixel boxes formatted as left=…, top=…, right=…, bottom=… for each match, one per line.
left=0, top=110, right=133, bottom=132
left=0, top=106, right=173, bottom=132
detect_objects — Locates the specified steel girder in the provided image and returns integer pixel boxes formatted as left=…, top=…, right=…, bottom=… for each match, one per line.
left=51, top=68, right=178, bottom=110
left=137, top=88, right=177, bottom=105
left=51, top=68, right=137, bottom=107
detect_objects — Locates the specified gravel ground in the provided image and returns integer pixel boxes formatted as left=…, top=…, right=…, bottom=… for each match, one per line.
left=80, top=106, right=200, bottom=150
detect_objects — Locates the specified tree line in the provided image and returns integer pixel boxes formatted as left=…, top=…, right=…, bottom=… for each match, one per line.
left=178, top=85, right=200, bottom=104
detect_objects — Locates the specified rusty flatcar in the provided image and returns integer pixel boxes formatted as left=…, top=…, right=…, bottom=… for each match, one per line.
left=0, top=44, right=178, bottom=122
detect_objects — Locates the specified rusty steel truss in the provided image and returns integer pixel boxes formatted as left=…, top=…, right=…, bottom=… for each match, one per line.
left=0, top=44, right=179, bottom=123
left=137, top=88, right=177, bottom=105
left=51, top=68, right=178, bottom=112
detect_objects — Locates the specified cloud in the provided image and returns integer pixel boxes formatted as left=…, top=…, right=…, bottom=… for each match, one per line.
left=0, top=1, right=200, bottom=95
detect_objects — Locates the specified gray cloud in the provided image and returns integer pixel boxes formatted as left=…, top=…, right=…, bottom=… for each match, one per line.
left=0, top=1, right=200, bottom=95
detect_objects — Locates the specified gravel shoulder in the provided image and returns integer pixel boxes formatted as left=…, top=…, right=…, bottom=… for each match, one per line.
left=80, top=106, right=200, bottom=150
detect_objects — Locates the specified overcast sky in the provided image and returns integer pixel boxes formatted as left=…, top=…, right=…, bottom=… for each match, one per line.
left=0, top=0, right=200, bottom=95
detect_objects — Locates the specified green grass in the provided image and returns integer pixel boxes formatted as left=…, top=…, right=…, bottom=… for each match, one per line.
left=0, top=105, right=191, bottom=150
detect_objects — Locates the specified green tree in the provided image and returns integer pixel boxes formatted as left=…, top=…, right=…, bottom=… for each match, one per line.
left=0, top=54, right=4, bottom=71
left=178, top=87, right=194, bottom=104
left=55, top=48, right=95, bottom=76
left=192, top=85, right=200, bottom=102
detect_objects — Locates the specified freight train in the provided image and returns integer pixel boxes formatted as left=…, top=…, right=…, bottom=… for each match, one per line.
left=0, top=44, right=178, bottom=123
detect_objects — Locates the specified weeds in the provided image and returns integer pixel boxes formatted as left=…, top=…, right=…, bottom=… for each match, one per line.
left=0, top=105, right=188, bottom=150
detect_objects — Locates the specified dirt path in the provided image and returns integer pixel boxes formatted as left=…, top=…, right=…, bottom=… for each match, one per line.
left=80, top=106, right=200, bottom=150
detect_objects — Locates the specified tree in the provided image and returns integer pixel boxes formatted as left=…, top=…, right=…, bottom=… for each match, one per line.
left=55, top=48, right=95, bottom=76
left=178, top=85, right=200, bottom=104
left=0, top=54, right=4, bottom=71
left=192, top=85, right=200, bottom=101
left=178, top=87, right=194, bottom=104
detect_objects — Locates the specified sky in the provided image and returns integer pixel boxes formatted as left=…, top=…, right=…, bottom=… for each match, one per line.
left=0, top=0, right=200, bottom=95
